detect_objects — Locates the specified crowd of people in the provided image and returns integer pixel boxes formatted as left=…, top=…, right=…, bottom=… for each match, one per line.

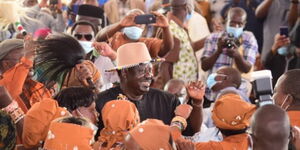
left=0, top=0, right=300, bottom=149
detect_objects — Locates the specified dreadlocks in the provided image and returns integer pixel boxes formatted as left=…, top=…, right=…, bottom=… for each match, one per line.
left=35, top=33, right=86, bottom=87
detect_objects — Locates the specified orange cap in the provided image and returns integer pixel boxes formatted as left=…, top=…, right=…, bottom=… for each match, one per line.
left=43, top=122, right=94, bottom=150
left=212, top=93, right=256, bottom=130
left=129, top=119, right=173, bottom=150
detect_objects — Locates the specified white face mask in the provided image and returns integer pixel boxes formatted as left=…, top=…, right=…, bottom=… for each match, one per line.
left=78, top=41, right=94, bottom=54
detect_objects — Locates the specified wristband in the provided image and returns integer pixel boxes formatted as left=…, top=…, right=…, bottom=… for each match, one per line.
left=171, top=116, right=187, bottom=130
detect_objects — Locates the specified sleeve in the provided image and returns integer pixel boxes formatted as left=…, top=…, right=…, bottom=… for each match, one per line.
left=242, top=32, right=258, bottom=65
left=201, top=34, right=217, bottom=59
left=0, top=57, right=33, bottom=99
left=144, top=38, right=163, bottom=58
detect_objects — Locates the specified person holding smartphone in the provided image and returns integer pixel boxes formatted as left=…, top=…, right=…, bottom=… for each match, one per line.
left=95, top=9, right=174, bottom=59
left=265, top=26, right=300, bottom=85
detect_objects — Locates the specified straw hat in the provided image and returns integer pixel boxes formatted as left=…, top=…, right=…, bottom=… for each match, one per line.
left=106, top=42, right=164, bottom=72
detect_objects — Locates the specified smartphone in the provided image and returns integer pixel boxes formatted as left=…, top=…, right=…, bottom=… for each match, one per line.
left=134, top=14, right=156, bottom=24
left=280, top=26, right=289, bottom=37
left=49, top=0, right=58, bottom=5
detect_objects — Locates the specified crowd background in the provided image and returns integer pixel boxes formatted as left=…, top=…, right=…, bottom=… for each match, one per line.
left=0, top=0, right=300, bottom=149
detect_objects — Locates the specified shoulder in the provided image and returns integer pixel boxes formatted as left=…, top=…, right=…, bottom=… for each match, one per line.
left=96, top=86, right=121, bottom=108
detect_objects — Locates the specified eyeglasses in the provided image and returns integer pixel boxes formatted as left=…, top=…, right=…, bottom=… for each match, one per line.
left=127, top=63, right=153, bottom=77
left=74, top=33, right=94, bottom=41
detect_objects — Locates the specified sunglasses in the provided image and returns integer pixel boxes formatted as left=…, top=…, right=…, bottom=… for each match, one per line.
left=74, top=33, right=94, bottom=41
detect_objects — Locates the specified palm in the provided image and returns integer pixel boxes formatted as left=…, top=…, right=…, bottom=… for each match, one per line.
left=186, top=81, right=205, bottom=101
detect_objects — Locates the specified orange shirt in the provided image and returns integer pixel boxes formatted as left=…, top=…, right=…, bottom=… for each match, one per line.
left=0, top=57, right=51, bottom=113
left=288, top=111, right=300, bottom=127
left=195, top=133, right=249, bottom=150
left=111, top=32, right=163, bottom=58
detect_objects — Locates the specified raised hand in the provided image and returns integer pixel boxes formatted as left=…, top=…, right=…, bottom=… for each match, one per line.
left=151, top=11, right=169, bottom=28
left=186, top=81, right=205, bottom=103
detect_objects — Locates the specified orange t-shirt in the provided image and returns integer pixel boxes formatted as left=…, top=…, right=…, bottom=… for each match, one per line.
left=195, top=133, right=249, bottom=150
left=288, top=111, right=300, bottom=127
left=111, top=32, right=163, bottom=58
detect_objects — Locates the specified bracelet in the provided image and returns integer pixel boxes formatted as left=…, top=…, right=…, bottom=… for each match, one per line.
left=2, top=101, right=25, bottom=123
left=171, top=116, right=187, bottom=130
left=2, top=100, right=18, bottom=113
left=10, top=107, right=25, bottom=124
left=171, top=121, right=184, bottom=131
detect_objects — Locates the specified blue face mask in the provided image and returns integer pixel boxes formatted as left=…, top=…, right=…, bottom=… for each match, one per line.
left=207, top=73, right=218, bottom=89
left=277, top=46, right=289, bottom=56
left=123, top=26, right=143, bottom=41
left=79, top=41, right=93, bottom=54
left=186, top=13, right=192, bottom=21
left=226, top=25, right=243, bottom=38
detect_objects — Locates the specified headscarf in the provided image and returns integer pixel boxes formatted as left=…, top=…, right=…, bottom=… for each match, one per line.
left=128, top=119, right=174, bottom=150
left=212, top=93, right=256, bottom=130
left=43, top=122, right=94, bottom=150
left=98, top=100, right=140, bottom=149
left=0, top=39, right=23, bottom=60
left=0, top=110, right=16, bottom=150
left=22, top=98, right=71, bottom=148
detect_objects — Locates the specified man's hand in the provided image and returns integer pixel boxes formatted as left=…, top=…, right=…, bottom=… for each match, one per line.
left=75, top=62, right=93, bottom=87
left=217, top=34, right=227, bottom=54
left=151, top=11, right=169, bottom=28
left=92, top=42, right=117, bottom=60
left=0, top=86, right=13, bottom=109
left=225, top=47, right=241, bottom=58
left=176, top=139, right=195, bottom=150
left=175, top=104, right=193, bottom=119
left=271, top=34, right=290, bottom=54
left=186, top=81, right=205, bottom=105
left=119, top=13, right=138, bottom=28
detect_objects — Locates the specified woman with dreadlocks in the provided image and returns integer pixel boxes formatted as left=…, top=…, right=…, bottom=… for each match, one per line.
left=35, top=33, right=102, bottom=94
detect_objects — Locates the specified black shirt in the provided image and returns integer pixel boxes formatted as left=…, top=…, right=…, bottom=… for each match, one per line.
left=96, top=86, right=180, bottom=129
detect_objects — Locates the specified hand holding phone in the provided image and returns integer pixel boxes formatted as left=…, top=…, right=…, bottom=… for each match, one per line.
left=280, top=26, right=289, bottom=37
left=134, top=14, right=156, bottom=24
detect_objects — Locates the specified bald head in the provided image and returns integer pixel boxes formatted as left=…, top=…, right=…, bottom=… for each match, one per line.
left=218, top=67, right=241, bottom=87
left=164, top=79, right=185, bottom=94
left=251, top=105, right=290, bottom=150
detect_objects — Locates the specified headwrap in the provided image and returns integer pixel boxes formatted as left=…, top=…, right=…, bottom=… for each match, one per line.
left=62, top=60, right=101, bottom=88
left=212, top=93, right=256, bottom=130
left=0, top=110, right=16, bottom=150
left=43, top=122, right=94, bottom=150
left=128, top=119, right=173, bottom=150
left=0, top=39, right=23, bottom=60
left=22, top=98, right=71, bottom=148
left=98, top=100, right=140, bottom=149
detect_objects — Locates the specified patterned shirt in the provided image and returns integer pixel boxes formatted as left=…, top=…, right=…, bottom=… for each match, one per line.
left=202, top=31, right=258, bottom=74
